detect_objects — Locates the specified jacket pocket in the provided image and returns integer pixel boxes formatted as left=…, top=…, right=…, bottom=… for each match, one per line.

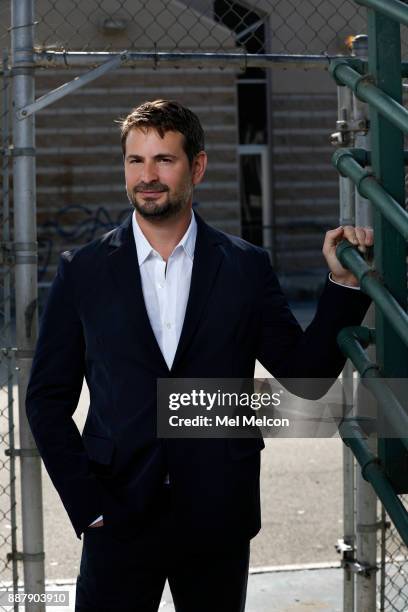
left=227, top=436, right=265, bottom=460
left=82, top=432, right=115, bottom=466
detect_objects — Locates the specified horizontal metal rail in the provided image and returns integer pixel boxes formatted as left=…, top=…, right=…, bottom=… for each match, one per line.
left=335, top=240, right=408, bottom=349
left=332, top=149, right=408, bottom=240
left=0, top=51, right=407, bottom=77
left=24, top=53, right=408, bottom=78
left=330, top=60, right=408, bottom=136
left=30, top=51, right=362, bottom=71
left=338, top=416, right=408, bottom=547
left=356, top=0, right=408, bottom=29
left=337, top=326, right=408, bottom=448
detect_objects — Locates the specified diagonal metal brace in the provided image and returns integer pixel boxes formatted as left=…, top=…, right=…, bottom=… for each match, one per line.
left=16, top=52, right=128, bottom=120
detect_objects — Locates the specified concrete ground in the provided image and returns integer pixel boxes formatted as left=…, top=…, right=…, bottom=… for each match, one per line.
left=28, top=566, right=345, bottom=611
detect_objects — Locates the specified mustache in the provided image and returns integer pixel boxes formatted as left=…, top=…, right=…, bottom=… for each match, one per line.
left=134, top=183, right=169, bottom=192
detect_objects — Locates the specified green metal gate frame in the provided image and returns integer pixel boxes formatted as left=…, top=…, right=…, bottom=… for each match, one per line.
left=329, top=0, right=408, bottom=548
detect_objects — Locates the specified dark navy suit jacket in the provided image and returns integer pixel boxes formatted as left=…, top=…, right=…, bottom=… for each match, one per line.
left=26, top=211, right=370, bottom=545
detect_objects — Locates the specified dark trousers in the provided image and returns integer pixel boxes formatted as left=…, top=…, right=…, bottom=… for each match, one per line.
left=75, top=487, right=250, bottom=612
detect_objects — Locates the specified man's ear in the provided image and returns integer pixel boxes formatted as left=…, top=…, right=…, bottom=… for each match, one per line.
left=192, top=151, right=208, bottom=186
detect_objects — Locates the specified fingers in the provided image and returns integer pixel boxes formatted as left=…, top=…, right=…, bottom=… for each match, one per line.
left=344, top=225, right=374, bottom=246
left=323, top=225, right=373, bottom=259
left=342, top=226, right=358, bottom=246
left=342, top=225, right=374, bottom=247
left=322, top=226, right=344, bottom=253
left=342, top=225, right=373, bottom=254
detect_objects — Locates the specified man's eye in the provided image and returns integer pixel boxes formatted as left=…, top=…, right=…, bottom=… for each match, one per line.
left=130, top=159, right=142, bottom=164
left=160, top=158, right=172, bottom=163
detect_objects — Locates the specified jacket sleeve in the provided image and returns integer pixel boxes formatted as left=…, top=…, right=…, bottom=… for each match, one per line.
left=256, top=250, right=371, bottom=392
left=26, top=253, right=105, bottom=539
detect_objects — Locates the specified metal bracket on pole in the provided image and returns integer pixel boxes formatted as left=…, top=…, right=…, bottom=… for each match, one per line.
left=342, top=559, right=379, bottom=577
left=5, top=448, right=40, bottom=458
left=0, top=241, right=37, bottom=265
left=330, top=118, right=370, bottom=147
left=7, top=551, right=45, bottom=563
left=1, top=146, right=36, bottom=157
left=8, top=145, right=36, bottom=156
left=337, top=540, right=379, bottom=577
left=357, top=521, right=383, bottom=533
left=16, top=52, right=128, bottom=119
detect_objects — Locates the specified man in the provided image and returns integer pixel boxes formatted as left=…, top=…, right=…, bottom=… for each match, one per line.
left=26, top=99, right=372, bottom=612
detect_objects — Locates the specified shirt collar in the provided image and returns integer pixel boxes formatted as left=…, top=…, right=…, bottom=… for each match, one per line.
left=132, top=209, right=197, bottom=266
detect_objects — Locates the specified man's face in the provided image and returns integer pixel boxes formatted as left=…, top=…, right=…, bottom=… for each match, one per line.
left=124, top=128, right=203, bottom=220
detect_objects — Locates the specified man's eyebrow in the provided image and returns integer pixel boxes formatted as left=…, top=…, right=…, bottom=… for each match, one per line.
left=126, top=153, right=178, bottom=160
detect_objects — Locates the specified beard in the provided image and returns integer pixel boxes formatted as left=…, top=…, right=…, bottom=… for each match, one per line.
left=127, top=180, right=193, bottom=220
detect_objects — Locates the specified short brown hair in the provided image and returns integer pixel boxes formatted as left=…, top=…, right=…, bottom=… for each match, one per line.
left=119, top=99, right=205, bottom=165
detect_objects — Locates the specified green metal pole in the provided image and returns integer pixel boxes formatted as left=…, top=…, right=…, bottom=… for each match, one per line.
left=339, top=418, right=408, bottom=547
left=356, top=0, right=408, bottom=28
left=330, top=61, right=408, bottom=137
left=333, top=149, right=408, bottom=240
left=368, top=8, right=408, bottom=494
left=337, top=327, right=408, bottom=449
left=336, top=241, right=408, bottom=349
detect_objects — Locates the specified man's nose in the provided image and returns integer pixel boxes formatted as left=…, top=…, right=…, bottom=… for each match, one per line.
left=141, top=161, right=159, bottom=183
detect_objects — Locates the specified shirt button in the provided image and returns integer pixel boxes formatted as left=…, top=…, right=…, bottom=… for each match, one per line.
left=157, top=283, right=163, bottom=289
left=165, top=322, right=171, bottom=329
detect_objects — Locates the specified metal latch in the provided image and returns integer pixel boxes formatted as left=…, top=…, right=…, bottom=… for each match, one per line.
left=336, top=538, right=378, bottom=577
left=330, top=118, right=370, bottom=146
left=342, top=559, right=378, bottom=577
left=335, top=538, right=354, bottom=554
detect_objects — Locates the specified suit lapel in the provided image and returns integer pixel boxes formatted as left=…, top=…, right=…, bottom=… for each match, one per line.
left=106, top=213, right=170, bottom=374
left=105, top=211, right=226, bottom=374
left=171, top=212, right=225, bottom=372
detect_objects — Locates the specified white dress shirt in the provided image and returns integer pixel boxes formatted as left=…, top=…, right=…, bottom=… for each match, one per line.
left=89, top=210, right=197, bottom=526
left=132, top=210, right=197, bottom=369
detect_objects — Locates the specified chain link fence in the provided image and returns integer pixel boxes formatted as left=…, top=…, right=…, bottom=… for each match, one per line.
left=0, top=48, right=18, bottom=610
left=0, top=0, right=383, bottom=56
left=379, top=499, right=408, bottom=612
left=0, top=1, right=406, bottom=57
left=27, top=0, right=408, bottom=57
